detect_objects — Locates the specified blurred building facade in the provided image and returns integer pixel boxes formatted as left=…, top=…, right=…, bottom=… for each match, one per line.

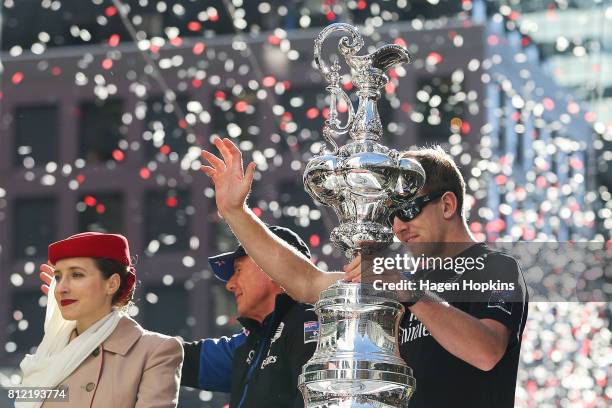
left=487, top=0, right=612, bottom=241
left=0, top=1, right=605, bottom=407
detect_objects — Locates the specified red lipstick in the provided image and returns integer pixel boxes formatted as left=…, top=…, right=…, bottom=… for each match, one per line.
left=60, top=299, right=77, bottom=306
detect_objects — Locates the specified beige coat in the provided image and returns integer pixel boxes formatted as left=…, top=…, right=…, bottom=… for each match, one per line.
left=42, top=316, right=183, bottom=408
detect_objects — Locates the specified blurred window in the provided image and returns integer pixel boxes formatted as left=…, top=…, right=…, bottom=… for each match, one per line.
left=13, top=197, right=56, bottom=259
left=8, top=291, right=45, bottom=354
left=14, top=105, right=58, bottom=167
left=79, top=99, right=125, bottom=164
left=144, top=95, right=190, bottom=160
left=142, top=285, right=191, bottom=339
left=144, top=190, right=191, bottom=253
left=77, top=193, right=124, bottom=234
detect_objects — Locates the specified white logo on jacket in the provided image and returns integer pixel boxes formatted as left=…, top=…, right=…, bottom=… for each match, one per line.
left=246, top=350, right=255, bottom=365
left=261, top=355, right=278, bottom=368
left=270, top=322, right=285, bottom=345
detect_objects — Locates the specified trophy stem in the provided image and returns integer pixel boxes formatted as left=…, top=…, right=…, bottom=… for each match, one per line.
left=349, top=69, right=388, bottom=143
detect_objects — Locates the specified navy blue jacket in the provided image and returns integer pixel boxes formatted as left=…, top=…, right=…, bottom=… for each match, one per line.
left=182, top=294, right=318, bottom=407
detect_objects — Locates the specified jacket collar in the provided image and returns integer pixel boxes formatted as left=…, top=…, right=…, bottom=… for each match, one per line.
left=237, top=293, right=297, bottom=334
left=102, top=315, right=143, bottom=355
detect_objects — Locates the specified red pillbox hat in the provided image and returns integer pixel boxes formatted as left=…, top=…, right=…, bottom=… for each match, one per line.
left=48, top=232, right=132, bottom=266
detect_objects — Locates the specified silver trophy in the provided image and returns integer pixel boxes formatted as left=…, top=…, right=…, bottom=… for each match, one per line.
left=298, top=24, right=426, bottom=407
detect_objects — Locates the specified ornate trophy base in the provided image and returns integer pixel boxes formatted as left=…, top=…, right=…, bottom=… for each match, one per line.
left=298, top=363, right=415, bottom=408
left=298, top=282, right=416, bottom=407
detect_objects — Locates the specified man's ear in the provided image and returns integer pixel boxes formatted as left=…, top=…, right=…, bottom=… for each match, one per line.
left=441, top=191, right=459, bottom=220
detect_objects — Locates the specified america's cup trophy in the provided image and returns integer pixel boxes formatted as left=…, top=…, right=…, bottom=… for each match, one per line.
left=298, top=24, right=426, bottom=407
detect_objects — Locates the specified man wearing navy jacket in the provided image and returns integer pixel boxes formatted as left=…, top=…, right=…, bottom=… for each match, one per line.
left=181, top=226, right=329, bottom=407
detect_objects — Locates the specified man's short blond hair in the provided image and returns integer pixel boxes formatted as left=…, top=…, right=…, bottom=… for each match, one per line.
left=401, top=146, right=467, bottom=219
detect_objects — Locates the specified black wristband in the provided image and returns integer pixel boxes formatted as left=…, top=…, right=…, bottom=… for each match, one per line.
left=398, top=269, right=426, bottom=307
left=400, top=289, right=424, bottom=307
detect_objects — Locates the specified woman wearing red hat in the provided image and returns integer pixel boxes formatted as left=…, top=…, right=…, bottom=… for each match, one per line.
left=17, top=232, right=183, bottom=408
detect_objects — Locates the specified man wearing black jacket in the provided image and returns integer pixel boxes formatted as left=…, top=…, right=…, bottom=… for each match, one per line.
left=200, top=137, right=529, bottom=407
left=181, top=226, right=335, bottom=407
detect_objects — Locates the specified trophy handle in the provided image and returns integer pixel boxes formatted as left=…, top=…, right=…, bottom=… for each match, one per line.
left=314, top=23, right=362, bottom=154
left=321, top=125, right=339, bottom=155
left=321, top=63, right=353, bottom=155
left=314, top=23, right=363, bottom=82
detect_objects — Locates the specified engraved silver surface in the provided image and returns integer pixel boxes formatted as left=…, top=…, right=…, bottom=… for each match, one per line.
left=299, top=23, right=426, bottom=408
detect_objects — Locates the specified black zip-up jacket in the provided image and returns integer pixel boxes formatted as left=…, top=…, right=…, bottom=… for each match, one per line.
left=182, top=294, right=318, bottom=407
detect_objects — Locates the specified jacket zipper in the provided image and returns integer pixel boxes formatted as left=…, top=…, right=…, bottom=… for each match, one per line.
left=236, top=313, right=276, bottom=408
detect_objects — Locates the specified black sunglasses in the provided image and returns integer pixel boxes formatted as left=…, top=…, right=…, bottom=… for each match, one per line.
left=389, top=191, right=447, bottom=224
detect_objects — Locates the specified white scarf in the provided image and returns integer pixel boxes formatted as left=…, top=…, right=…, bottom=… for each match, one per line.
left=16, top=279, right=123, bottom=408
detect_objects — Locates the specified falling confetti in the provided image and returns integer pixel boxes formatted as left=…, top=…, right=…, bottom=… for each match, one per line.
left=0, top=1, right=610, bottom=407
